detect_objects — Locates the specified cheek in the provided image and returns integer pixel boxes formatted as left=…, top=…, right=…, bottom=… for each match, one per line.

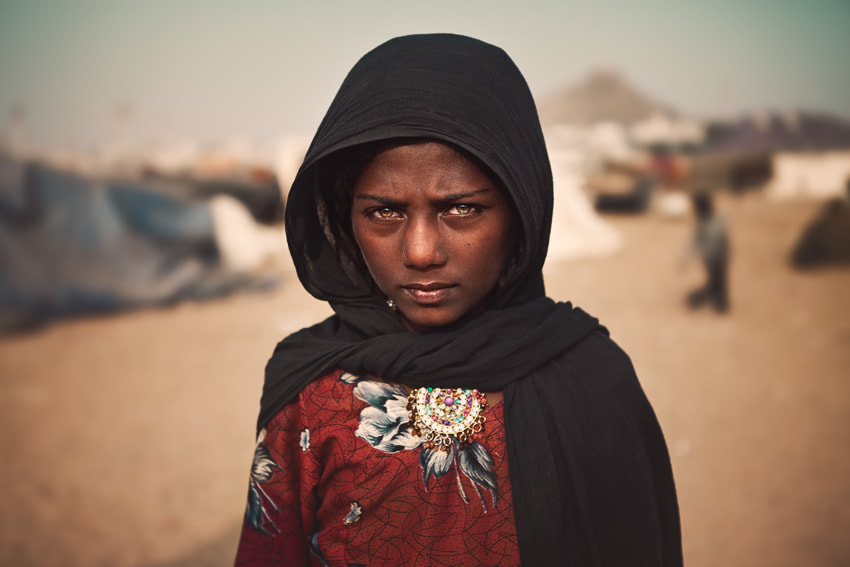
left=490, top=237, right=515, bottom=276
left=352, top=227, right=395, bottom=282
left=466, top=228, right=515, bottom=282
left=487, top=216, right=518, bottom=270
left=352, top=219, right=375, bottom=260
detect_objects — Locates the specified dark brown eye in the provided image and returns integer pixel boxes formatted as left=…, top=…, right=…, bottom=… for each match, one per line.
left=370, top=207, right=400, bottom=220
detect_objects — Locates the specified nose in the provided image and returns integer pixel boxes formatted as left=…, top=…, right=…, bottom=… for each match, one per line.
left=402, top=217, right=447, bottom=269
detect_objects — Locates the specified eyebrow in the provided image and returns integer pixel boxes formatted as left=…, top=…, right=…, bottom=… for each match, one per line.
left=353, top=187, right=493, bottom=204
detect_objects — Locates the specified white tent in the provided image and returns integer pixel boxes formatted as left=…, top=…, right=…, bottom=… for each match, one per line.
left=630, top=112, right=705, bottom=146
left=544, top=128, right=623, bottom=266
left=765, top=150, right=850, bottom=200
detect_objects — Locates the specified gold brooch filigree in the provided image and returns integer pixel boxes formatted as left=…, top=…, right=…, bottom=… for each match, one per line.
left=407, top=387, right=487, bottom=451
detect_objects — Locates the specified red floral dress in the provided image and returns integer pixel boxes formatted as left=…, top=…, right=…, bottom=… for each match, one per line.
left=235, top=369, right=520, bottom=566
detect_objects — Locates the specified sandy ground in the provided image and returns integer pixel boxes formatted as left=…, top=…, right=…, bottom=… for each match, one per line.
left=1, top=191, right=848, bottom=567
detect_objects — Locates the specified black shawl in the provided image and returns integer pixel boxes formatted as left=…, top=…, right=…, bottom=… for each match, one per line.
left=260, top=34, right=682, bottom=566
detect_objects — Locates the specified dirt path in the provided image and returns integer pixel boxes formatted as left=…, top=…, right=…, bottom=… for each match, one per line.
left=1, top=192, right=848, bottom=566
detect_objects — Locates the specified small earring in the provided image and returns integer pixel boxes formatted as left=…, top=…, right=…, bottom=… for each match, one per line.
left=386, top=299, right=397, bottom=311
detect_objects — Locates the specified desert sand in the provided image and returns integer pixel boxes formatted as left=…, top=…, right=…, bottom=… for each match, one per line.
left=1, top=191, right=848, bottom=567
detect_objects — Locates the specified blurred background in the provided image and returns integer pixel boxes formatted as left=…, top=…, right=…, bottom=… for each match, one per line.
left=1, top=1, right=849, bottom=566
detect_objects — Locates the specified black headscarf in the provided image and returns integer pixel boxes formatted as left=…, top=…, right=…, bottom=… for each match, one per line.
left=261, top=34, right=682, bottom=566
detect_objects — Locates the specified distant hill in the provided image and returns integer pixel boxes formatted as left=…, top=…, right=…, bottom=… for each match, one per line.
left=538, top=69, right=676, bottom=127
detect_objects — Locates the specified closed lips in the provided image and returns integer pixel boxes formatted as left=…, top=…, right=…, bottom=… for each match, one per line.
left=403, top=284, right=455, bottom=303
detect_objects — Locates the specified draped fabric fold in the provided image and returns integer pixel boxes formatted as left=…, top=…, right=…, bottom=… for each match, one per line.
left=259, top=33, right=682, bottom=566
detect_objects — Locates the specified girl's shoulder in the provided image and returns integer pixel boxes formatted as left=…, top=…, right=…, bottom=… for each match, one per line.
left=301, top=368, right=362, bottom=405
left=276, top=369, right=412, bottom=428
left=276, top=369, right=368, bottom=428
left=299, top=368, right=409, bottom=403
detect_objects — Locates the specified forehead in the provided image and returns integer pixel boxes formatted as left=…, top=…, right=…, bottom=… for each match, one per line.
left=353, top=142, right=497, bottom=196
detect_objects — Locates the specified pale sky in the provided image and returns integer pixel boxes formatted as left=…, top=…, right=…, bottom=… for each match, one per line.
left=1, top=0, right=849, bottom=150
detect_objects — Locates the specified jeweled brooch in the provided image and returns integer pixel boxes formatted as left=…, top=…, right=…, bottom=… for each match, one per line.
left=407, top=387, right=487, bottom=451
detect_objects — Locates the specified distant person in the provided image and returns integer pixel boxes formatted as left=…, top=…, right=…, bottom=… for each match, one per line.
left=685, top=191, right=730, bottom=312
left=234, top=34, right=681, bottom=566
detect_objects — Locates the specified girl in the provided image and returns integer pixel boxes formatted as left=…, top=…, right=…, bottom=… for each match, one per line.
left=235, top=33, right=682, bottom=566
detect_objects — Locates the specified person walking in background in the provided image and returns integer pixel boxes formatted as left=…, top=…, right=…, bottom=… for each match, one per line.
left=686, top=191, right=730, bottom=312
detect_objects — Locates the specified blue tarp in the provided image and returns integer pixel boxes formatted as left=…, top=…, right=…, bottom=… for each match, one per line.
left=0, top=156, right=279, bottom=332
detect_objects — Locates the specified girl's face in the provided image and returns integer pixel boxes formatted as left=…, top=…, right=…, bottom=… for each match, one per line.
left=351, top=142, right=517, bottom=332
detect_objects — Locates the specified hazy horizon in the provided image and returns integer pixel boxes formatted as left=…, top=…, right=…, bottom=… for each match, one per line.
left=2, top=0, right=849, bottom=150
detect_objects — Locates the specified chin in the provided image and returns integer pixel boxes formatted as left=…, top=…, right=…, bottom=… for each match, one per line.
left=400, top=309, right=461, bottom=333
